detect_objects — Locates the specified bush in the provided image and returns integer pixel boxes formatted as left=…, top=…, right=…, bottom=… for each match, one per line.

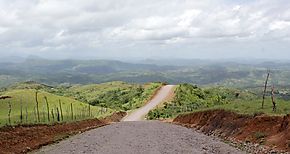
left=254, top=131, right=266, bottom=140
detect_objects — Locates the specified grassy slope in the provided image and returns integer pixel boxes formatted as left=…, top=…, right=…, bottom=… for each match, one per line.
left=147, top=84, right=290, bottom=119
left=0, top=81, right=163, bottom=126
left=66, top=81, right=164, bottom=111
left=205, top=98, right=290, bottom=116
left=66, top=81, right=136, bottom=102
left=0, top=89, right=113, bottom=126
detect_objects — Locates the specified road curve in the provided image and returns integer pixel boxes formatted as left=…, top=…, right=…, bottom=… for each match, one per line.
left=35, top=121, right=244, bottom=154
left=123, top=85, right=175, bottom=121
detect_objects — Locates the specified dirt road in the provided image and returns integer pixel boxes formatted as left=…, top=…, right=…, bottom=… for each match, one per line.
left=35, top=85, right=244, bottom=154
left=123, top=85, right=175, bottom=121
left=35, top=121, right=244, bottom=154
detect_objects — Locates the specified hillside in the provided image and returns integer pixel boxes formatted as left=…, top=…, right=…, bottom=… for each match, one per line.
left=147, top=84, right=290, bottom=119
left=0, top=81, right=163, bottom=126
left=0, top=89, right=113, bottom=127
left=64, top=81, right=163, bottom=110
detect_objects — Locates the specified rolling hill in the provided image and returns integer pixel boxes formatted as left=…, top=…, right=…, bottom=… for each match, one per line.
left=0, top=81, right=163, bottom=126
left=0, top=89, right=113, bottom=126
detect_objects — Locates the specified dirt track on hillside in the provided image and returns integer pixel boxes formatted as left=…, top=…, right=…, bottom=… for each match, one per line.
left=35, top=121, right=244, bottom=154
left=123, top=85, right=175, bottom=121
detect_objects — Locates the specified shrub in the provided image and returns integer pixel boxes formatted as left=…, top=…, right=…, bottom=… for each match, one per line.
left=254, top=131, right=266, bottom=140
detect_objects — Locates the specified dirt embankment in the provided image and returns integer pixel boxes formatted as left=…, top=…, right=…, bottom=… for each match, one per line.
left=0, top=112, right=126, bottom=154
left=173, top=109, right=290, bottom=152
left=103, top=111, right=127, bottom=122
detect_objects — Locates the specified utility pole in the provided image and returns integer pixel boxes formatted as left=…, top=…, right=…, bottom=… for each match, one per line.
left=271, top=85, right=276, bottom=112
left=262, top=70, right=270, bottom=109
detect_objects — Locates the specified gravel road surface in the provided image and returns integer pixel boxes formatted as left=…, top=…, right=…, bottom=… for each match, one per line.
left=123, top=85, right=175, bottom=121
left=35, top=121, right=245, bottom=154
left=35, top=85, right=244, bottom=154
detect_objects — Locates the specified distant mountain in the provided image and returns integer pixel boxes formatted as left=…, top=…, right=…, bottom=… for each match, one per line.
left=0, top=58, right=180, bottom=87
left=0, top=56, right=26, bottom=63
left=1, top=58, right=290, bottom=88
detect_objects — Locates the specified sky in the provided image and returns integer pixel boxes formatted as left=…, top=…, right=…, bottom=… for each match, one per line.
left=0, top=0, right=290, bottom=60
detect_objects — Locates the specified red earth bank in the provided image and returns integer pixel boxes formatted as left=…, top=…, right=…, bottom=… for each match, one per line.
left=173, top=109, right=290, bottom=152
left=0, top=112, right=126, bottom=154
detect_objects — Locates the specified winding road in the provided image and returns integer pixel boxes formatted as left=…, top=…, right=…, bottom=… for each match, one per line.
left=123, top=85, right=175, bottom=121
left=35, top=85, right=244, bottom=154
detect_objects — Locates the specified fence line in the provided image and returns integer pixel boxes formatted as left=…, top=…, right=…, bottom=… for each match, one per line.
left=0, top=95, right=110, bottom=126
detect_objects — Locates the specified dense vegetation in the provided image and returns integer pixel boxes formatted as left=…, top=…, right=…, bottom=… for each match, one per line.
left=147, top=84, right=229, bottom=119
left=64, top=81, right=163, bottom=111
left=147, top=84, right=290, bottom=119
left=88, top=83, right=162, bottom=110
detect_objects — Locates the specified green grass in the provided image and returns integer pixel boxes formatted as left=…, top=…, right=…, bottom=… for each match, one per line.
left=65, top=81, right=163, bottom=111
left=66, top=81, right=139, bottom=103
left=0, top=89, right=113, bottom=127
left=0, top=81, right=163, bottom=126
left=147, top=84, right=290, bottom=120
left=204, top=98, right=290, bottom=116
left=148, top=84, right=231, bottom=119
left=253, top=131, right=266, bottom=140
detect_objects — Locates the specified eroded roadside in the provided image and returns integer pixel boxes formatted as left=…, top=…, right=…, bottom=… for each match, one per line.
left=0, top=112, right=126, bottom=154
left=173, top=109, right=290, bottom=153
left=35, top=121, right=245, bottom=154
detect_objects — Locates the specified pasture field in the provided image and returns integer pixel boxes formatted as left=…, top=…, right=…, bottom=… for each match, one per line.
left=0, top=89, right=113, bottom=127
left=147, top=84, right=290, bottom=119
left=0, top=81, right=162, bottom=126
left=203, top=98, right=290, bottom=116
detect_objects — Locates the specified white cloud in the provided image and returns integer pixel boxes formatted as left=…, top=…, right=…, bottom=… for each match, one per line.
left=269, top=21, right=290, bottom=30
left=0, top=0, right=290, bottom=59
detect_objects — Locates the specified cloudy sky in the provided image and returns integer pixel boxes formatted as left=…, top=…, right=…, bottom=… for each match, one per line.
left=0, top=0, right=290, bottom=60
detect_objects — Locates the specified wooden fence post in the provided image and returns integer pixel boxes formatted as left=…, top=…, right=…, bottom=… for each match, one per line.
left=70, top=103, right=74, bottom=121
left=59, top=99, right=63, bottom=121
left=20, top=97, right=23, bottom=124
left=44, top=96, right=50, bottom=122
left=56, top=107, right=60, bottom=122
left=8, top=101, right=11, bottom=125
left=51, top=109, right=55, bottom=122
left=271, top=85, right=277, bottom=112
left=35, top=91, right=40, bottom=122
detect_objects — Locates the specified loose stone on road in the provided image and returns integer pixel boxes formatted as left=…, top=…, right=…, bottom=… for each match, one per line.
left=35, top=85, right=244, bottom=154
left=35, top=121, right=245, bottom=154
